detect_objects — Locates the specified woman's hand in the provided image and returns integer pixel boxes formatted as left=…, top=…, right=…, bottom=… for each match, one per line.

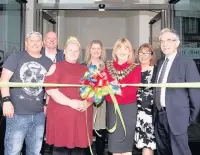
left=111, top=79, right=127, bottom=88
left=69, top=99, right=82, bottom=111
left=110, top=79, right=118, bottom=85
left=68, top=99, right=92, bottom=111
left=79, top=100, right=92, bottom=112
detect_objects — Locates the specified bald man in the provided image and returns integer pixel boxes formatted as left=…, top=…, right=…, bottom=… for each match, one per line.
left=42, top=31, right=64, bottom=62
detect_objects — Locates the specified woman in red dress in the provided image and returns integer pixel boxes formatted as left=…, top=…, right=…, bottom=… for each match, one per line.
left=45, top=37, right=93, bottom=155
left=104, top=38, right=141, bottom=155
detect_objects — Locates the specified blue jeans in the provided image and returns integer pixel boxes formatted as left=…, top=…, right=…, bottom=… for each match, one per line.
left=4, top=112, right=45, bottom=155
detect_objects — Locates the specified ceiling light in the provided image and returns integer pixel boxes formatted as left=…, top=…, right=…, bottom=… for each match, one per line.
left=99, top=8, right=105, bottom=11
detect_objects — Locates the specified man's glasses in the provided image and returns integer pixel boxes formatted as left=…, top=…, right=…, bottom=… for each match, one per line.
left=159, top=39, right=177, bottom=45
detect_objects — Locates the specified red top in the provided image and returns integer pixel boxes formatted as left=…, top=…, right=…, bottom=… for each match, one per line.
left=44, top=61, right=93, bottom=148
left=104, top=61, right=141, bottom=104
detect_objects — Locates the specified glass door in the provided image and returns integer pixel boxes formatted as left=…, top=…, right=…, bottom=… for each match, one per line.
left=0, top=1, right=26, bottom=154
left=149, top=11, right=167, bottom=59
left=36, top=10, right=56, bottom=36
left=42, top=11, right=56, bottom=36
left=174, top=0, right=200, bottom=128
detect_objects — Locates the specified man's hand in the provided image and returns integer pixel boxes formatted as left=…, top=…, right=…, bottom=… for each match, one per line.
left=3, top=101, right=14, bottom=118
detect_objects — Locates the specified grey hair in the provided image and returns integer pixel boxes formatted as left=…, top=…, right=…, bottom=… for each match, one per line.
left=159, top=28, right=180, bottom=41
left=26, top=31, right=42, bottom=40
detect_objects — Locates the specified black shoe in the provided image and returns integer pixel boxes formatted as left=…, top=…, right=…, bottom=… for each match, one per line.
left=44, top=143, right=53, bottom=154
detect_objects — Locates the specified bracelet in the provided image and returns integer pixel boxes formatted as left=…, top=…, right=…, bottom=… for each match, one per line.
left=2, top=96, right=11, bottom=103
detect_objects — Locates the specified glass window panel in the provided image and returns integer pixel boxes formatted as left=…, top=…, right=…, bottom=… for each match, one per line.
left=174, top=0, right=200, bottom=131
left=43, top=18, right=54, bottom=36
left=152, top=19, right=162, bottom=59
left=174, top=0, right=200, bottom=60
left=0, top=0, right=22, bottom=71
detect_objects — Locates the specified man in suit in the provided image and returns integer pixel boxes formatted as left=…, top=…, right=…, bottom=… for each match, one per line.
left=154, top=28, right=200, bottom=155
left=42, top=31, right=64, bottom=62
left=41, top=31, right=64, bottom=153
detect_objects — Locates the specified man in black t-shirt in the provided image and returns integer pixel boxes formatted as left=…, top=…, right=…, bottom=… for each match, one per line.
left=1, top=32, right=52, bottom=155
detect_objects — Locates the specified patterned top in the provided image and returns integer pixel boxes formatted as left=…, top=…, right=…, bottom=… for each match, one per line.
left=137, top=67, right=154, bottom=112
left=135, top=66, right=156, bottom=150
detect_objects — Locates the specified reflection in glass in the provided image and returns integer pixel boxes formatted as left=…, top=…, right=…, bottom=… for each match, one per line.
left=0, top=0, right=21, bottom=62
left=152, top=19, right=162, bottom=59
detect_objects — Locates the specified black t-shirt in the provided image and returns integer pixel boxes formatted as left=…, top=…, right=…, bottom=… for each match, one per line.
left=3, top=51, right=52, bottom=114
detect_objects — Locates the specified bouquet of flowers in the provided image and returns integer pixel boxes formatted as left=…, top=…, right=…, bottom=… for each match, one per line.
left=80, top=65, right=126, bottom=139
left=80, top=65, right=121, bottom=106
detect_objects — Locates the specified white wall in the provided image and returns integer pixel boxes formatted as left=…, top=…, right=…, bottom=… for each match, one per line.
left=58, top=11, right=130, bottom=62
left=25, top=1, right=159, bottom=60
left=60, top=11, right=128, bottom=49
left=57, top=11, right=67, bottom=49
left=57, top=10, right=157, bottom=61
left=126, top=12, right=139, bottom=50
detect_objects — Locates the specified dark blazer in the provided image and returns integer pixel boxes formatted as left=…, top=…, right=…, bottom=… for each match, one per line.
left=41, top=48, right=64, bottom=62
left=154, top=52, right=200, bottom=135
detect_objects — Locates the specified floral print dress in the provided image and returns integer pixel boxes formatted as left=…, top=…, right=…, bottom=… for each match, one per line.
left=134, top=66, right=156, bottom=150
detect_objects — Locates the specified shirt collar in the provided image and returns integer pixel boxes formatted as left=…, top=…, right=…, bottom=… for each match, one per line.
left=165, top=51, right=177, bottom=61
left=45, top=48, right=57, bottom=55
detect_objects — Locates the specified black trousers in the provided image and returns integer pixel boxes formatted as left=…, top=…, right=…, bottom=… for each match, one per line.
left=154, top=109, right=192, bottom=155
left=85, top=129, right=106, bottom=155
left=53, top=146, right=85, bottom=155
left=0, top=115, right=6, bottom=155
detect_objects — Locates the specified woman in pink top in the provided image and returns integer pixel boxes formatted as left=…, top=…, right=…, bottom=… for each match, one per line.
left=45, top=37, right=93, bottom=155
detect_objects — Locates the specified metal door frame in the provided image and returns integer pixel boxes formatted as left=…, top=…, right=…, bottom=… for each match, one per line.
left=148, top=0, right=177, bottom=58
left=34, top=2, right=172, bottom=33
left=33, top=0, right=181, bottom=42
left=149, top=11, right=165, bottom=58
left=36, top=10, right=57, bottom=35
left=149, top=10, right=168, bottom=44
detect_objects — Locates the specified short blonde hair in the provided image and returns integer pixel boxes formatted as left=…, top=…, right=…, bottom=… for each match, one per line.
left=64, top=36, right=81, bottom=50
left=64, top=36, right=81, bottom=60
left=112, top=38, right=135, bottom=64
left=84, top=40, right=106, bottom=66
left=137, top=43, right=156, bottom=66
